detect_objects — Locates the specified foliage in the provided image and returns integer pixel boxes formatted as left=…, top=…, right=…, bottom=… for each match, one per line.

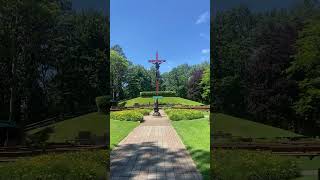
left=211, top=3, right=320, bottom=135
left=0, top=150, right=108, bottom=180
left=187, top=69, right=204, bottom=102
left=287, top=15, right=320, bottom=134
left=165, top=109, right=204, bottom=121
left=110, top=50, right=129, bottom=100
left=25, top=127, right=54, bottom=149
left=200, top=66, right=210, bottom=104
left=140, top=91, right=176, bottom=97
left=212, top=150, right=300, bottom=180
left=0, top=0, right=109, bottom=142
left=110, top=110, right=148, bottom=122
left=124, top=97, right=203, bottom=107
left=125, top=65, right=152, bottom=99
left=95, top=96, right=109, bottom=114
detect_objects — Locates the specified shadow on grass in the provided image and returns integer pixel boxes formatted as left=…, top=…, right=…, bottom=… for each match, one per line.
left=187, top=148, right=210, bottom=180
left=111, top=142, right=205, bottom=179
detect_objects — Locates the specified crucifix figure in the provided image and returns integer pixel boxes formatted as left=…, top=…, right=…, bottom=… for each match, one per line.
left=148, top=51, right=166, bottom=116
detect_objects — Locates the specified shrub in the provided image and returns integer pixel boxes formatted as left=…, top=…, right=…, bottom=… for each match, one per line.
left=110, top=110, right=144, bottom=122
left=135, top=109, right=152, bottom=115
left=165, top=109, right=204, bottom=121
left=95, top=96, right=109, bottom=113
left=140, top=91, right=176, bottom=97
left=0, top=150, right=108, bottom=180
left=211, top=150, right=300, bottom=180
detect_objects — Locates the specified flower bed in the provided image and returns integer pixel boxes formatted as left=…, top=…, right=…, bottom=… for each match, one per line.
left=165, top=109, right=204, bottom=121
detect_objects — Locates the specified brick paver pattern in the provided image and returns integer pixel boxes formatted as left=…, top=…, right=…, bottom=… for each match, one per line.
left=111, top=109, right=202, bottom=180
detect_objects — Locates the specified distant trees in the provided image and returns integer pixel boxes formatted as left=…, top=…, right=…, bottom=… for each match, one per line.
left=212, top=2, right=320, bottom=135
left=109, top=46, right=210, bottom=103
left=0, top=0, right=109, bottom=136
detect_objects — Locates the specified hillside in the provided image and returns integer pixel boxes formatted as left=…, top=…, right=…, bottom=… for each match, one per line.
left=124, top=97, right=203, bottom=107
left=28, top=112, right=107, bottom=143
left=212, top=113, right=300, bottom=138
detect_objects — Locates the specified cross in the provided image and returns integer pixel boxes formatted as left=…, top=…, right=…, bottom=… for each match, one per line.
left=148, top=51, right=165, bottom=116
left=148, top=51, right=166, bottom=95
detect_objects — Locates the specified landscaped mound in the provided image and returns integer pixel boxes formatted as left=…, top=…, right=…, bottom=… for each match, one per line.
left=110, top=109, right=151, bottom=122
left=165, top=109, right=204, bottom=121
left=28, top=112, right=106, bottom=143
left=0, top=150, right=108, bottom=180
left=212, top=150, right=300, bottom=180
left=212, top=113, right=300, bottom=138
left=124, top=97, right=203, bottom=107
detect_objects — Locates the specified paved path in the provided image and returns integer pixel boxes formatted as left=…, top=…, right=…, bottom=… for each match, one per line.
left=111, top=109, right=202, bottom=180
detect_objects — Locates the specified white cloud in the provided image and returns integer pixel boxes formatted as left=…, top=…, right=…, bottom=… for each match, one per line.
left=201, top=49, right=210, bottom=54
left=196, top=11, right=209, bottom=24
left=200, top=33, right=209, bottom=40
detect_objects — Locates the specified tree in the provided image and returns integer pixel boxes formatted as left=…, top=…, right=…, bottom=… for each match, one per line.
left=110, top=50, right=128, bottom=100
left=187, top=69, right=204, bottom=102
left=287, top=15, right=320, bottom=134
left=201, top=66, right=210, bottom=104
left=111, top=44, right=127, bottom=59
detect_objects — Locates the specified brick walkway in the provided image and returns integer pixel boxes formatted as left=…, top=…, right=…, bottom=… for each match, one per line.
left=111, top=109, right=202, bottom=180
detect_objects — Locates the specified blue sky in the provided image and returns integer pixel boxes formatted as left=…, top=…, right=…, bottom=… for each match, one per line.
left=111, top=0, right=210, bottom=72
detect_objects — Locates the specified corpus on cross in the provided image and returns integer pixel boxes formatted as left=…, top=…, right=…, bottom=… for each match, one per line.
left=148, top=51, right=166, bottom=116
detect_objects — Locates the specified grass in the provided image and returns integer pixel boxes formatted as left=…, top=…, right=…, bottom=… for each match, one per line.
left=0, top=150, right=108, bottom=180
left=28, top=112, right=106, bottom=142
left=212, top=113, right=300, bottom=138
left=124, top=97, right=203, bottom=107
left=110, top=119, right=139, bottom=149
left=212, top=150, right=300, bottom=180
left=213, top=113, right=320, bottom=179
left=172, top=117, right=210, bottom=180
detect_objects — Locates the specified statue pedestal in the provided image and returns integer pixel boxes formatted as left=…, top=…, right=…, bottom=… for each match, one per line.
left=152, top=111, right=161, bottom=116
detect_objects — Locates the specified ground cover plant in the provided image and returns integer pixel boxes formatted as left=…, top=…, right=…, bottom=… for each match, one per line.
left=28, top=113, right=106, bottom=143
left=0, top=150, right=108, bottom=180
left=212, top=150, right=300, bottom=180
left=172, top=117, right=210, bottom=179
left=124, top=97, right=203, bottom=107
left=110, top=109, right=151, bottom=122
left=165, top=109, right=204, bottom=121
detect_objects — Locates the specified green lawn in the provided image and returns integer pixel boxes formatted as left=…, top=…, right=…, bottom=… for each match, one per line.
left=124, top=97, right=203, bottom=106
left=28, top=112, right=106, bottom=142
left=110, top=119, right=139, bottom=149
left=212, top=113, right=300, bottom=138
left=172, top=117, right=210, bottom=180
left=212, top=113, right=320, bottom=179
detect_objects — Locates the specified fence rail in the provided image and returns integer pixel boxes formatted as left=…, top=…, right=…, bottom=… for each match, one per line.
left=212, top=142, right=320, bottom=152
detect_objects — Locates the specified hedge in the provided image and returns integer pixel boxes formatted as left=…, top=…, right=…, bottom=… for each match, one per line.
left=165, top=109, right=204, bottom=121
left=0, top=150, right=108, bottom=180
left=110, top=109, right=151, bottom=122
left=95, top=96, right=109, bottom=113
left=140, top=91, right=176, bottom=97
left=212, top=150, right=300, bottom=180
